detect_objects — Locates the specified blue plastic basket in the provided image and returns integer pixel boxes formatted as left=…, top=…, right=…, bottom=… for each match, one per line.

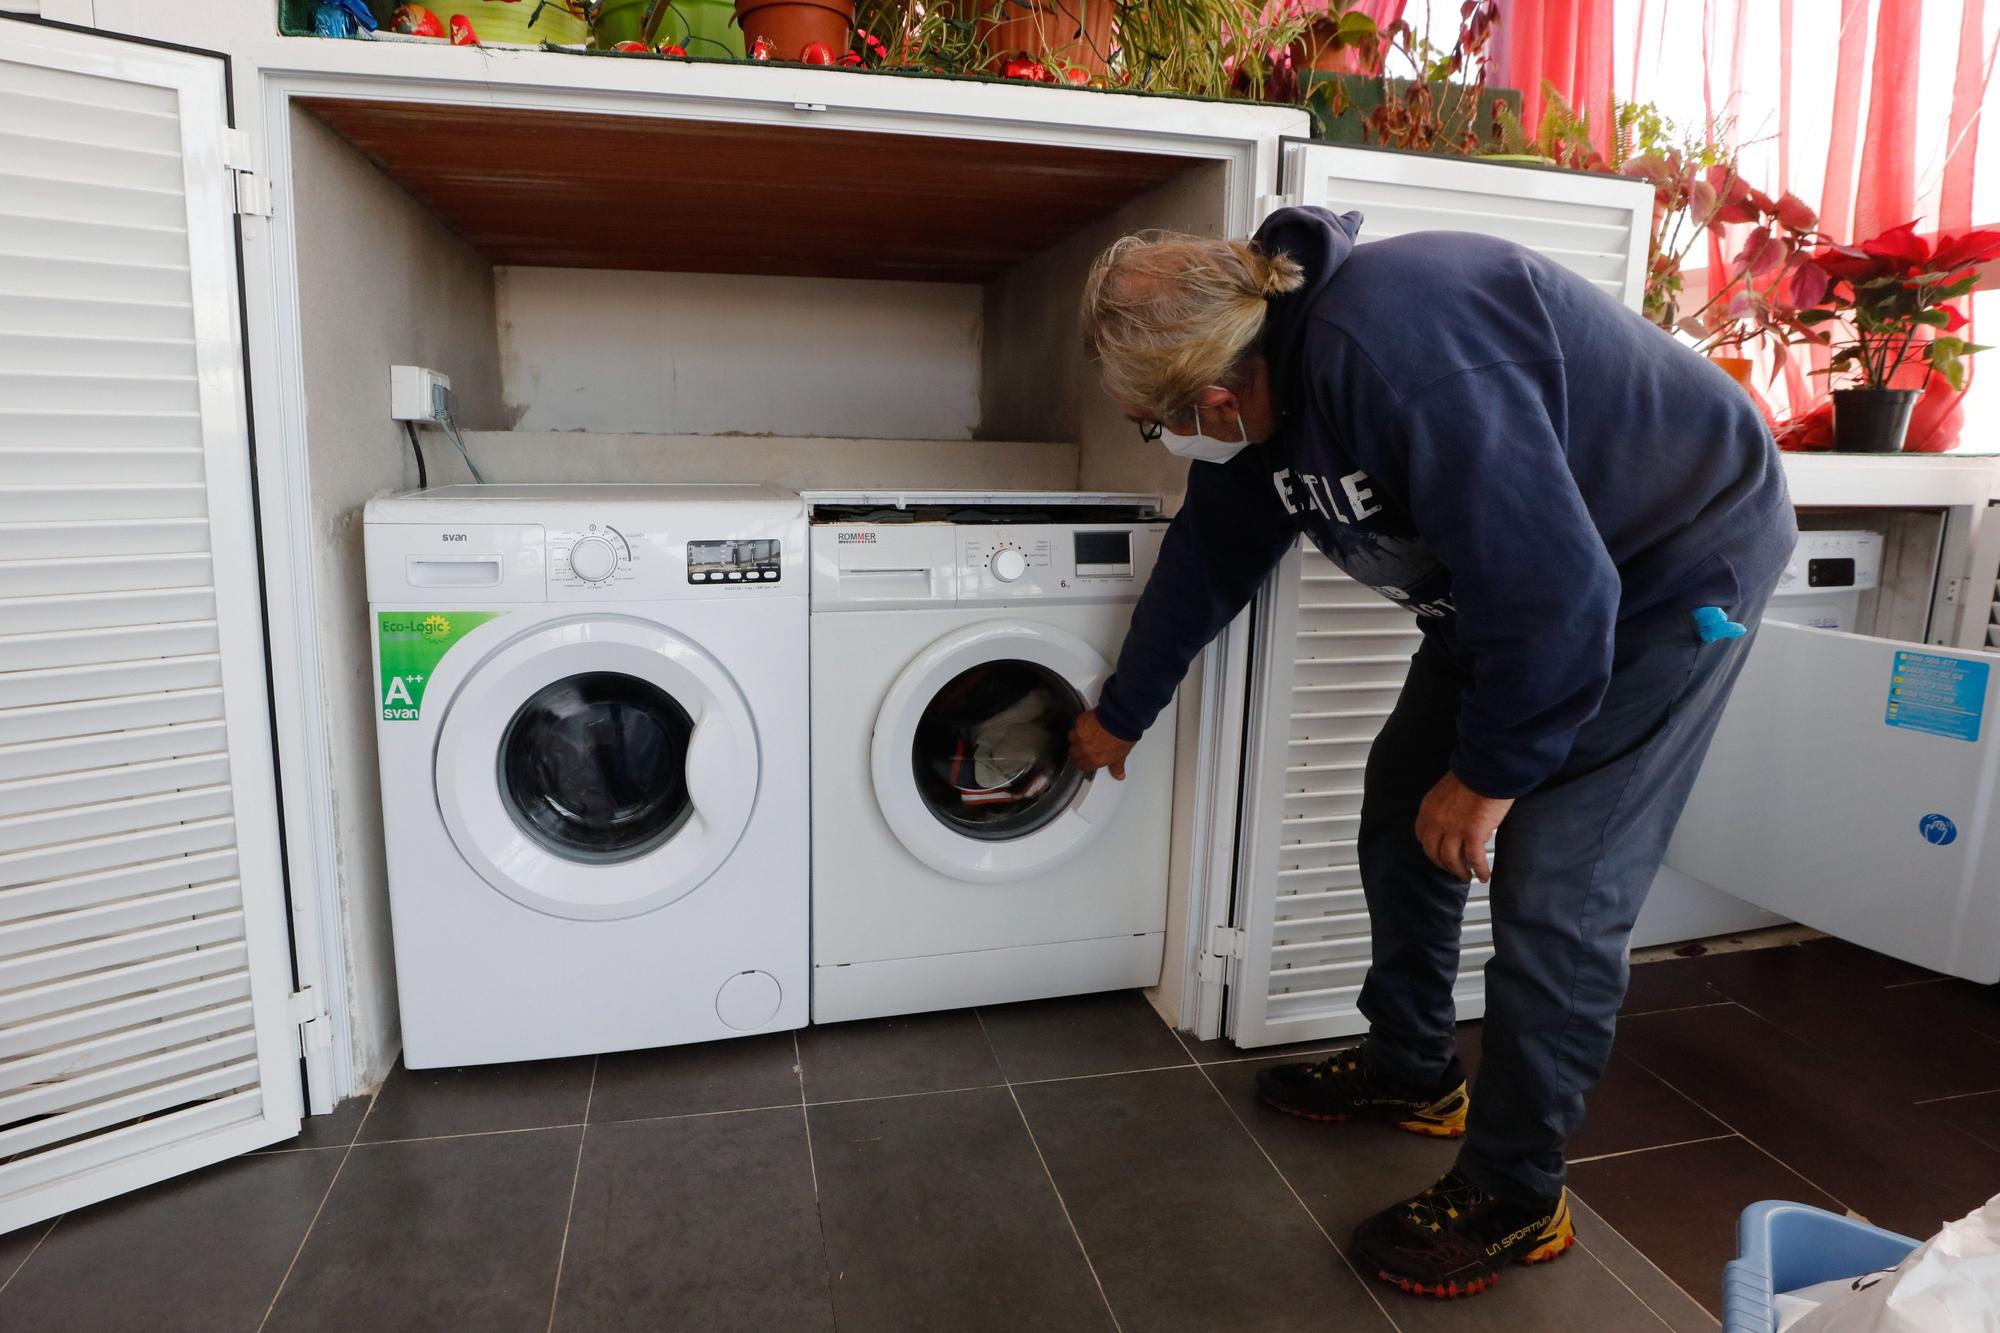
left=1723, top=1200, right=1922, bottom=1333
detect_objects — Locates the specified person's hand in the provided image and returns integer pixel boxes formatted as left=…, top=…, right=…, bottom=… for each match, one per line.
left=1415, top=773, right=1514, bottom=883
left=1069, top=709, right=1137, bottom=781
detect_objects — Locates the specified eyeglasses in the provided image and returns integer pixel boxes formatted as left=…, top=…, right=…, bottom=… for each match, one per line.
left=1135, top=420, right=1163, bottom=443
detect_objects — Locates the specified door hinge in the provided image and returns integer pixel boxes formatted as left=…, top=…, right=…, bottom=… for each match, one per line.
left=222, top=128, right=255, bottom=171
left=1944, top=576, right=1968, bottom=606
left=235, top=171, right=274, bottom=218
left=287, top=986, right=332, bottom=1057
left=1209, top=925, right=1247, bottom=959
left=1256, top=192, right=1292, bottom=222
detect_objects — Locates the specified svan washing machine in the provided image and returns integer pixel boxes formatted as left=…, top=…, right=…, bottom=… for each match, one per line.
left=807, top=492, right=1176, bottom=1023
left=365, top=485, right=808, bottom=1067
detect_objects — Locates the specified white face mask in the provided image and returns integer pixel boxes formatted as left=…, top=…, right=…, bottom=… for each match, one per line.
left=1159, top=392, right=1251, bottom=464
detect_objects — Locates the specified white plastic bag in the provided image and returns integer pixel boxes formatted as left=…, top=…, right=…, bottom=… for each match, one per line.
left=1781, top=1195, right=2000, bottom=1333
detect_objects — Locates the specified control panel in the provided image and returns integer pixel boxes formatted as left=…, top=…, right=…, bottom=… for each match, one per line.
left=553, top=524, right=636, bottom=588
left=811, top=521, right=1166, bottom=609
left=688, top=538, right=783, bottom=585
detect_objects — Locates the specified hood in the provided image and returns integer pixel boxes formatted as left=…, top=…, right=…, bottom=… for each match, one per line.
left=1254, top=206, right=1362, bottom=414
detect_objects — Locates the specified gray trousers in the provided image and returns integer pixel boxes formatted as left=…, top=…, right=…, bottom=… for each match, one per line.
left=1355, top=590, right=1773, bottom=1204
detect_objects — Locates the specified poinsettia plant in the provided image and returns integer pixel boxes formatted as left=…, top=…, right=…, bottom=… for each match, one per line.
left=1799, top=221, right=2000, bottom=391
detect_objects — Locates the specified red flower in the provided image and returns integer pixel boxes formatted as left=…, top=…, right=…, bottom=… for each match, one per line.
left=1860, top=220, right=1931, bottom=270
left=1811, top=244, right=1882, bottom=282
left=1931, top=229, right=2000, bottom=272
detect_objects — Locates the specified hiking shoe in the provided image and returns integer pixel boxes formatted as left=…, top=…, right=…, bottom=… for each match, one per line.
left=1351, top=1168, right=1576, bottom=1298
left=1255, top=1048, right=1469, bottom=1138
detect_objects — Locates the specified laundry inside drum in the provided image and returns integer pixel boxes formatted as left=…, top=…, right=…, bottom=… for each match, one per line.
left=911, top=659, right=1086, bottom=840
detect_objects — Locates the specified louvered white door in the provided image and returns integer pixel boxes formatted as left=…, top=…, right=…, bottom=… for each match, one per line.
left=0, top=20, right=302, bottom=1231
left=1223, top=145, right=1651, bottom=1046
left=1276, top=141, right=1654, bottom=309
left=1966, top=501, right=2000, bottom=651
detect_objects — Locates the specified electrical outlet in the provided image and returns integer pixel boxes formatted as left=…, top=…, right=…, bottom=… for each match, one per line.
left=390, top=365, right=453, bottom=422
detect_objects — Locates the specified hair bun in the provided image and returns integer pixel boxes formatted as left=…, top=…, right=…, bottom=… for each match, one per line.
left=1253, top=249, right=1306, bottom=297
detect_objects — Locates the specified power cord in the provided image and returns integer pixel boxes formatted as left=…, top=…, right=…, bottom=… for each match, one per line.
left=437, top=406, right=488, bottom=485
left=403, top=420, right=428, bottom=489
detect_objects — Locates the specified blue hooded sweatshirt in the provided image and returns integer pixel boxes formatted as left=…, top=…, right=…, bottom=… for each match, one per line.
left=1094, top=206, right=1796, bottom=799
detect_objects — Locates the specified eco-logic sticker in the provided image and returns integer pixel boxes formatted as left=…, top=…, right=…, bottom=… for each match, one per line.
left=378, top=612, right=501, bottom=721
left=1884, top=650, right=1990, bottom=743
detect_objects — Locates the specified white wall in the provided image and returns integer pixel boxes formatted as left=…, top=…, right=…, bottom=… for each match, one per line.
left=461, top=431, right=1076, bottom=490
left=497, top=267, right=985, bottom=439
left=291, top=109, right=505, bottom=1088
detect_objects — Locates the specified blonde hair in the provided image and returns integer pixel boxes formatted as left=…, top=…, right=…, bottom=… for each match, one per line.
left=1080, top=232, right=1305, bottom=420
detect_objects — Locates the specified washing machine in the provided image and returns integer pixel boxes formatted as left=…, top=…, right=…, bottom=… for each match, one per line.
left=807, top=492, right=1176, bottom=1023
left=364, top=485, right=808, bottom=1067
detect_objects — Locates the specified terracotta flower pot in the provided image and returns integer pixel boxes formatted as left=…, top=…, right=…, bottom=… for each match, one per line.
left=976, top=0, right=1113, bottom=75
left=1292, top=15, right=1364, bottom=73
left=733, top=0, right=852, bottom=60
left=1831, top=387, right=1921, bottom=454
left=1710, top=356, right=1754, bottom=388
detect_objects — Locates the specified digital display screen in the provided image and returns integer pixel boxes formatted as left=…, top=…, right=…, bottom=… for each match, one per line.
left=1807, top=557, right=1856, bottom=589
left=1074, top=531, right=1131, bottom=567
left=688, top=539, right=781, bottom=584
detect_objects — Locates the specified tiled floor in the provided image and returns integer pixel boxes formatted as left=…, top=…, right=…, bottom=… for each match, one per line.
left=2, top=939, right=1996, bottom=1331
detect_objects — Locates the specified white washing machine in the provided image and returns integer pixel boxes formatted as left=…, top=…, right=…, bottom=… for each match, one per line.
left=807, top=492, right=1176, bottom=1022
left=364, top=485, right=808, bottom=1067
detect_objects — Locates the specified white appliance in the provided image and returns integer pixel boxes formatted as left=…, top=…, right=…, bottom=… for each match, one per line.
left=808, top=492, right=1176, bottom=1022
left=1629, top=529, right=1889, bottom=948
left=1765, top=531, right=1884, bottom=632
left=364, top=485, right=809, bottom=1067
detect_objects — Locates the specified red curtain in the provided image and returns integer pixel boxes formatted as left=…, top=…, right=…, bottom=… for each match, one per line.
left=1491, top=0, right=1618, bottom=154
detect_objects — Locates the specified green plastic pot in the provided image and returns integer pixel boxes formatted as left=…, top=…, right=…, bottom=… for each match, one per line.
left=454, top=0, right=590, bottom=45
left=595, top=0, right=743, bottom=55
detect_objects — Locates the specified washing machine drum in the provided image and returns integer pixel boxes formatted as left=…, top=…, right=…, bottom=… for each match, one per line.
left=872, top=619, right=1126, bottom=883
left=434, top=618, right=760, bottom=920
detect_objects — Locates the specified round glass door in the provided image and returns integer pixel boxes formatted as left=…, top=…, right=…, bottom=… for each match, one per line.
left=433, top=618, right=760, bottom=920
left=499, top=672, right=695, bottom=862
left=911, top=661, right=1084, bottom=841
left=870, top=619, right=1127, bottom=884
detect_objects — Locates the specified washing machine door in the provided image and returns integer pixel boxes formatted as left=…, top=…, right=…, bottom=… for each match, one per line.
left=434, top=616, right=759, bottom=920
left=871, top=619, right=1125, bottom=883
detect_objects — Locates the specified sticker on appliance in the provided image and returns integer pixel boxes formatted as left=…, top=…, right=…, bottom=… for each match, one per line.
left=378, top=611, right=500, bottom=721
left=1884, top=650, right=1990, bottom=743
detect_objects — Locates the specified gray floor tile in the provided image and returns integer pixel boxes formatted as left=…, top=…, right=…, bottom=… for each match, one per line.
left=1567, top=1136, right=1842, bottom=1319
left=1015, top=1067, right=1394, bottom=1332
left=976, top=991, right=1191, bottom=1082
left=1206, top=1057, right=1695, bottom=1331
left=0, top=1218, right=53, bottom=1292
left=551, top=1110, right=831, bottom=1332
left=1616, top=1003, right=2000, bottom=1237
left=811, top=1086, right=1112, bottom=1332
left=357, top=1056, right=593, bottom=1142
left=0, top=1149, right=339, bottom=1333
left=1566, top=1193, right=1720, bottom=1332
left=265, top=1128, right=580, bottom=1333
left=798, top=1010, right=1004, bottom=1102
left=588, top=1032, right=801, bottom=1123
left=255, top=1094, right=372, bottom=1153
left=1458, top=1028, right=1727, bottom=1163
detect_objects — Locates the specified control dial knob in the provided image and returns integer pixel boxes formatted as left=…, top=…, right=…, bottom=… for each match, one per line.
left=990, top=548, right=1028, bottom=583
left=568, top=536, right=618, bottom=583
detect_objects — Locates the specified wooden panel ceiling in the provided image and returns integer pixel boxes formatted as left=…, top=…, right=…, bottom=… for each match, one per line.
left=299, top=98, right=1197, bottom=283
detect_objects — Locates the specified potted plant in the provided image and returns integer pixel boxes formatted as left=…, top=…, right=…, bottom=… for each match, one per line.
left=975, top=0, right=1113, bottom=75
left=1798, top=221, right=2000, bottom=452
left=735, top=0, right=854, bottom=60
left=1305, top=1, right=1505, bottom=155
